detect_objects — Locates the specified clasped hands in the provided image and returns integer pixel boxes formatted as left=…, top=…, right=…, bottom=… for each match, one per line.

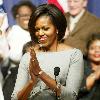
left=29, top=48, right=41, bottom=81
left=86, top=67, right=100, bottom=90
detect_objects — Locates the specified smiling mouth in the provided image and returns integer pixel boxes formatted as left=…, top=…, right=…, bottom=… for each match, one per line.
left=94, top=54, right=100, bottom=58
left=38, top=36, right=47, bottom=44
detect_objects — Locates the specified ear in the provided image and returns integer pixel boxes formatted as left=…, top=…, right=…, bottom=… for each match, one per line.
left=83, top=0, right=88, bottom=8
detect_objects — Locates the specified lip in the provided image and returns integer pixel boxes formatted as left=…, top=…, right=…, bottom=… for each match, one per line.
left=23, top=20, right=29, bottom=24
left=94, top=54, right=100, bottom=58
left=39, top=36, right=47, bottom=43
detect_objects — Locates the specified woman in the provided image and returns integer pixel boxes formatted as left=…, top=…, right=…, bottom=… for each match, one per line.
left=11, top=4, right=84, bottom=100
left=77, top=33, right=100, bottom=100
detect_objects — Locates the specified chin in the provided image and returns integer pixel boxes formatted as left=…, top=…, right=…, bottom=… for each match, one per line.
left=91, top=59, right=100, bottom=63
left=39, top=43, right=47, bottom=48
left=23, top=27, right=28, bottom=30
left=70, top=11, right=79, bottom=16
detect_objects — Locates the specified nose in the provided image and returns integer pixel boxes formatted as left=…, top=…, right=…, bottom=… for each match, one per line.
left=95, top=47, right=100, bottom=53
left=38, top=29, right=45, bottom=36
left=23, top=16, right=30, bottom=20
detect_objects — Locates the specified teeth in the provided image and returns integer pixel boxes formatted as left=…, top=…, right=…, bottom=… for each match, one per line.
left=23, top=20, right=29, bottom=24
left=40, top=38, right=44, bottom=40
left=40, top=36, right=47, bottom=40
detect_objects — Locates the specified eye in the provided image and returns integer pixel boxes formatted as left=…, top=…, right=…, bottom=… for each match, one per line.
left=74, top=0, right=79, bottom=3
left=89, top=46, right=95, bottom=50
left=35, top=28, right=40, bottom=32
left=42, top=27, right=49, bottom=31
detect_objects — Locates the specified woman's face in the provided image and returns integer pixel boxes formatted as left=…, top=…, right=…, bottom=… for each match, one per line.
left=34, top=15, right=58, bottom=49
left=88, top=40, right=100, bottom=63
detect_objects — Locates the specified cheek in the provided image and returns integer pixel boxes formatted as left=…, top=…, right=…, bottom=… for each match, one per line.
left=88, top=50, right=96, bottom=60
left=75, top=2, right=84, bottom=10
left=76, top=6, right=83, bottom=12
left=88, top=54, right=94, bottom=61
left=88, top=50, right=94, bottom=55
left=47, top=30, right=57, bottom=39
left=20, top=20, right=27, bottom=26
left=35, top=32, right=38, bottom=37
left=23, top=20, right=29, bottom=25
left=88, top=50, right=94, bottom=56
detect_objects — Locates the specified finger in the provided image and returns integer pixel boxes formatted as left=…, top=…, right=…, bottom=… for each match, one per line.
left=30, top=48, right=36, bottom=57
left=31, top=57, right=39, bottom=68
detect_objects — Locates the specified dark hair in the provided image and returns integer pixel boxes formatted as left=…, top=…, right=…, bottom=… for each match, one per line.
left=11, top=1, right=36, bottom=19
left=28, top=4, right=67, bottom=42
left=87, top=33, right=100, bottom=49
left=22, top=41, right=34, bottom=55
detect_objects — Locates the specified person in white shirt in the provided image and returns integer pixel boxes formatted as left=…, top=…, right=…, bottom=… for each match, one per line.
left=6, top=1, right=36, bottom=66
left=2, top=1, right=36, bottom=100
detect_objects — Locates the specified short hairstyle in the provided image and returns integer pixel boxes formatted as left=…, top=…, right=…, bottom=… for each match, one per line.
left=28, top=4, right=67, bottom=42
left=11, top=1, right=36, bottom=19
left=22, top=41, right=34, bottom=55
left=86, top=33, right=100, bottom=49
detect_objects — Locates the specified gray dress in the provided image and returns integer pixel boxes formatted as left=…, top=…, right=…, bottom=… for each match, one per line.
left=11, top=48, right=84, bottom=100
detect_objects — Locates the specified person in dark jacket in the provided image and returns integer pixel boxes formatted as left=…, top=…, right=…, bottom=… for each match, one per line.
left=77, top=33, right=100, bottom=100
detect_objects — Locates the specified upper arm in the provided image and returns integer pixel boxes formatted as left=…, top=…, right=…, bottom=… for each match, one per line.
left=61, top=50, right=84, bottom=100
left=11, top=53, right=30, bottom=99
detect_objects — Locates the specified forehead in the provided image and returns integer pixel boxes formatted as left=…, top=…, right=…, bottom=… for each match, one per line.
left=91, top=40, right=100, bottom=46
left=18, top=6, right=32, bottom=14
left=35, top=15, right=53, bottom=25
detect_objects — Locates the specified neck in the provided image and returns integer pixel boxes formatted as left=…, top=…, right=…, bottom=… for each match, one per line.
left=90, top=61, right=100, bottom=71
left=39, top=42, right=59, bottom=52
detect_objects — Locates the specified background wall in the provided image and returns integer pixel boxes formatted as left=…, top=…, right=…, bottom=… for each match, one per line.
left=87, top=0, right=100, bottom=18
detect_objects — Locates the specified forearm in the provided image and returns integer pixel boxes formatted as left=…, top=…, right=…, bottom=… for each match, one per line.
left=39, top=71, right=61, bottom=96
left=86, top=73, right=97, bottom=90
left=17, top=79, right=35, bottom=100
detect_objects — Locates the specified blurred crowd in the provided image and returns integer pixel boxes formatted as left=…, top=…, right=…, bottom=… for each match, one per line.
left=0, top=0, right=100, bottom=100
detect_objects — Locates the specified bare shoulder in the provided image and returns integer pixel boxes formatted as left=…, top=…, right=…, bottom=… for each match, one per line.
left=58, top=43, right=73, bottom=51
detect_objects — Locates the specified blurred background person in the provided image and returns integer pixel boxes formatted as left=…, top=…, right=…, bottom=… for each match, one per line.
left=2, top=1, right=36, bottom=100
left=6, top=0, right=36, bottom=68
left=3, top=0, right=47, bottom=26
left=0, top=0, right=9, bottom=86
left=77, top=33, right=100, bottom=100
left=0, top=1, right=9, bottom=99
left=2, top=0, right=100, bottom=26
left=63, top=0, right=100, bottom=56
left=0, top=0, right=9, bottom=34
left=0, top=28, right=9, bottom=84
left=0, top=82, right=4, bottom=100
